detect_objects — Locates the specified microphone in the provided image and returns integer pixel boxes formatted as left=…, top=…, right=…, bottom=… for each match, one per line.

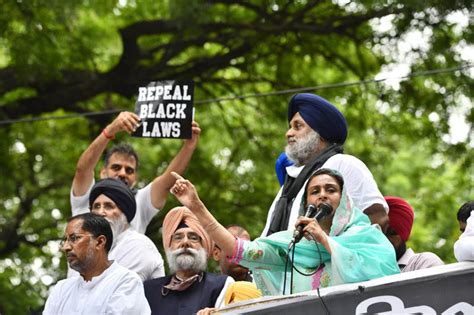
left=291, top=202, right=333, bottom=245
left=314, top=202, right=333, bottom=222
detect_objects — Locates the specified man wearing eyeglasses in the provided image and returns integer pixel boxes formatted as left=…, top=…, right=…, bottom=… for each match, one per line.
left=144, top=207, right=234, bottom=314
left=70, top=111, right=201, bottom=234
left=44, top=212, right=150, bottom=314
left=69, top=177, right=165, bottom=281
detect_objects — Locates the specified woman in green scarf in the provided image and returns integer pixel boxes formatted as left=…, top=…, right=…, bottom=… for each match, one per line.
left=170, top=168, right=399, bottom=296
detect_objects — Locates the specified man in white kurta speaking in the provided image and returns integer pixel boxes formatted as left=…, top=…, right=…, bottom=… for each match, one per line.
left=44, top=213, right=150, bottom=314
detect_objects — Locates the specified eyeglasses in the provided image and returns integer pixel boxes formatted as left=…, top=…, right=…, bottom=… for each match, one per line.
left=171, top=232, right=201, bottom=243
left=91, top=202, right=117, bottom=211
left=60, top=233, right=92, bottom=247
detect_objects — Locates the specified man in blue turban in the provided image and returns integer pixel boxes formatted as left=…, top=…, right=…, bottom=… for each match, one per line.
left=262, top=93, right=389, bottom=236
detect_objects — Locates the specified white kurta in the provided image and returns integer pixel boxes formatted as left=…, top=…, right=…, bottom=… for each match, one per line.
left=44, top=262, right=151, bottom=314
left=68, top=228, right=165, bottom=281
left=261, top=153, right=388, bottom=236
left=454, top=210, right=474, bottom=262
left=70, top=179, right=158, bottom=234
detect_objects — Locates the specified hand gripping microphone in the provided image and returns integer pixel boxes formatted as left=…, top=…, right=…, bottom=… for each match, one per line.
left=291, top=202, right=333, bottom=245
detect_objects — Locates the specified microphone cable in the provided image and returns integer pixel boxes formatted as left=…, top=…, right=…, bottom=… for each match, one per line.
left=282, top=242, right=291, bottom=295
left=284, top=233, right=330, bottom=315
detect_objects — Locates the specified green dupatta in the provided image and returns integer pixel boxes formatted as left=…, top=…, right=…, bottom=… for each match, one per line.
left=236, top=184, right=399, bottom=296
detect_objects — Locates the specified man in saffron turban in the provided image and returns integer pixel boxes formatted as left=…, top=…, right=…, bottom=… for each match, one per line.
left=144, top=207, right=234, bottom=315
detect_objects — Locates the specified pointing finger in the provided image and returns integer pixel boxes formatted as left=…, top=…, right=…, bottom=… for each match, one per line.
left=171, top=172, right=184, bottom=180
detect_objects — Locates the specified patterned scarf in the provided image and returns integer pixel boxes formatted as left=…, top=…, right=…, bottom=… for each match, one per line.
left=161, top=273, right=203, bottom=296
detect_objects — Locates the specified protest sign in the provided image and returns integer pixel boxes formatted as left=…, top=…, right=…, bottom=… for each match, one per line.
left=132, top=80, right=194, bottom=139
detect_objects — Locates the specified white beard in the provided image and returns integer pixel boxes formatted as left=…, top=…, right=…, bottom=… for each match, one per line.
left=166, top=247, right=208, bottom=274
left=107, top=212, right=128, bottom=248
left=285, top=129, right=321, bottom=166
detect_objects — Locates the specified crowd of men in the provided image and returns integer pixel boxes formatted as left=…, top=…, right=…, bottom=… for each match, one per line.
left=43, top=93, right=473, bottom=314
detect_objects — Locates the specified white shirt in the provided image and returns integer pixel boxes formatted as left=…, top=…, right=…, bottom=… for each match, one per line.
left=261, top=153, right=388, bottom=236
left=44, top=262, right=151, bottom=314
left=70, top=179, right=158, bottom=234
left=454, top=210, right=474, bottom=262
left=69, top=228, right=165, bottom=281
left=398, top=248, right=444, bottom=272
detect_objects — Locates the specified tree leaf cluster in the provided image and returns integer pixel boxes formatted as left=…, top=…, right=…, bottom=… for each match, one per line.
left=0, top=0, right=472, bottom=312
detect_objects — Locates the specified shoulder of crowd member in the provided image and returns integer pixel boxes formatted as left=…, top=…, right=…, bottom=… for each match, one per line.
left=324, top=153, right=370, bottom=171
left=121, top=230, right=160, bottom=251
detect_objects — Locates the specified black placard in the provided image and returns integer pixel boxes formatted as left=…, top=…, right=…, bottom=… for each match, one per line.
left=132, top=80, right=194, bottom=139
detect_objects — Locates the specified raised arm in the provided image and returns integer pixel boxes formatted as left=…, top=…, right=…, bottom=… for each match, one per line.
left=72, top=111, right=140, bottom=196
left=170, top=172, right=236, bottom=256
left=150, top=121, right=201, bottom=209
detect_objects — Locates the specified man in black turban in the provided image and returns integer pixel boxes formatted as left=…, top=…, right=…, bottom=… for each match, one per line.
left=262, top=93, right=389, bottom=237
left=89, top=178, right=136, bottom=223
left=66, top=178, right=166, bottom=282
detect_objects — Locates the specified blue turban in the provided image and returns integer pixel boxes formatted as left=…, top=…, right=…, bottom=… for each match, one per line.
left=275, top=152, right=293, bottom=186
left=288, top=93, right=348, bottom=144
left=89, top=178, right=136, bottom=223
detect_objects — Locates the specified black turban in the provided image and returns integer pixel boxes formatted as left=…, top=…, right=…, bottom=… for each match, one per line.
left=89, top=178, right=136, bottom=223
left=288, top=93, right=348, bottom=144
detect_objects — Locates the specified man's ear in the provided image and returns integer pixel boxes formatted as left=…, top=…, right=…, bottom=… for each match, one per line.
left=316, top=137, right=329, bottom=151
left=99, top=168, right=107, bottom=179
left=212, top=246, right=221, bottom=262
left=95, top=235, right=107, bottom=250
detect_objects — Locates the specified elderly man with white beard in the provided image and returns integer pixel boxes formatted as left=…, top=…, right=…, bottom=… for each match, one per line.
left=144, top=207, right=234, bottom=315
left=262, top=93, right=389, bottom=237
left=68, top=178, right=164, bottom=281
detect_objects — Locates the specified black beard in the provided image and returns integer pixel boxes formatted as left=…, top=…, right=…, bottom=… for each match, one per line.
left=395, top=239, right=407, bottom=261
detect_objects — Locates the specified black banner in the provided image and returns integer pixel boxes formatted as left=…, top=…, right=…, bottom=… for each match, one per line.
left=219, top=262, right=474, bottom=314
left=132, top=80, right=194, bottom=139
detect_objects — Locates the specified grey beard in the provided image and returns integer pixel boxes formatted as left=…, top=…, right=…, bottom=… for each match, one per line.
left=285, top=130, right=321, bottom=166
left=166, top=247, right=207, bottom=274
left=108, top=212, right=129, bottom=248
left=69, top=243, right=95, bottom=274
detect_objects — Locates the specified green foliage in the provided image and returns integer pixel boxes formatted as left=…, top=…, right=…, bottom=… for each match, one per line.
left=0, top=0, right=472, bottom=312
